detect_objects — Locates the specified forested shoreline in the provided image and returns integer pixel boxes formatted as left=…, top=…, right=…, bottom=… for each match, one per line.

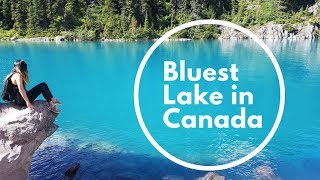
left=0, top=0, right=319, bottom=40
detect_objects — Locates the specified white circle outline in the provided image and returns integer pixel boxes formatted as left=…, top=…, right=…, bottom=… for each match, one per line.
left=133, top=20, right=285, bottom=171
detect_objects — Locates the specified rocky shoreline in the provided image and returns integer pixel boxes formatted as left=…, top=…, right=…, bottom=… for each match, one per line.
left=1, top=2, right=320, bottom=43
left=220, top=22, right=319, bottom=39
left=1, top=22, right=319, bottom=43
left=1, top=36, right=193, bottom=43
left=220, top=2, right=320, bottom=40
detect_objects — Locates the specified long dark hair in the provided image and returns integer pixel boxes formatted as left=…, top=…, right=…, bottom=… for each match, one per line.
left=11, top=60, right=29, bottom=84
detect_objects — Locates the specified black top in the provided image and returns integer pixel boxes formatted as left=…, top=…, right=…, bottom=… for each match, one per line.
left=6, top=73, right=19, bottom=99
left=2, top=73, right=19, bottom=102
left=7, top=73, right=18, bottom=90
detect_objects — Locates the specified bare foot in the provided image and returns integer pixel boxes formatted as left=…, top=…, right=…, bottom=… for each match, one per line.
left=52, top=98, right=62, bottom=105
left=48, top=106, right=61, bottom=114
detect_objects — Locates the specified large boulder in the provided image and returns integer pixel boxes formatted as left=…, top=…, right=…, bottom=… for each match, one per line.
left=0, top=100, right=58, bottom=180
left=255, top=22, right=287, bottom=39
left=293, top=23, right=318, bottom=39
left=219, top=27, right=249, bottom=39
left=55, top=36, right=65, bottom=43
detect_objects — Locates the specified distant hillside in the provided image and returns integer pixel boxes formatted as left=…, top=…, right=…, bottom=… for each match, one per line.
left=0, top=0, right=319, bottom=40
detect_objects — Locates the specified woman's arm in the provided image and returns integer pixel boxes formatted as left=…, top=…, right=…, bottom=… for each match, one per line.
left=15, top=74, right=34, bottom=110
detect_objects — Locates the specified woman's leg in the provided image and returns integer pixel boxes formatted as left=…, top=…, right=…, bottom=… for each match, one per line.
left=27, top=82, right=54, bottom=105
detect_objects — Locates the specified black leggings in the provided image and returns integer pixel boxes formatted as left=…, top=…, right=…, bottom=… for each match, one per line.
left=15, top=82, right=53, bottom=106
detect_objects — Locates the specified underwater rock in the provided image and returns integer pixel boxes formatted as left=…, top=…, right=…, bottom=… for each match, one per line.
left=0, top=100, right=58, bottom=180
left=64, top=163, right=80, bottom=179
left=255, top=165, right=279, bottom=180
left=198, top=172, right=225, bottom=180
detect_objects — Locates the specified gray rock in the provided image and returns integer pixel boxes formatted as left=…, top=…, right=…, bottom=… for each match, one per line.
left=17, top=37, right=50, bottom=42
left=55, top=36, right=65, bottom=42
left=256, top=23, right=286, bottom=39
left=219, top=27, right=249, bottom=39
left=198, top=172, right=225, bottom=180
left=102, top=38, right=126, bottom=42
left=0, top=100, right=58, bottom=180
left=294, top=23, right=318, bottom=39
left=219, top=22, right=318, bottom=39
left=255, top=165, right=279, bottom=180
left=10, top=36, right=17, bottom=41
left=308, top=1, right=320, bottom=15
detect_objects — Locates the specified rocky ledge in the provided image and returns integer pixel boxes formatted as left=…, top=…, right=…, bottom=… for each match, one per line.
left=0, top=100, right=58, bottom=180
left=4, top=36, right=66, bottom=43
left=220, top=22, right=319, bottom=39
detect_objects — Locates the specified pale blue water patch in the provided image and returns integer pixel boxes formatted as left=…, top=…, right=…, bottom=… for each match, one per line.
left=0, top=40, right=319, bottom=179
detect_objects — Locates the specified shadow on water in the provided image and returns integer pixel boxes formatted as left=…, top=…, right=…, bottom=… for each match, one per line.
left=29, top=134, right=272, bottom=180
left=29, top=135, right=209, bottom=180
left=29, top=133, right=320, bottom=180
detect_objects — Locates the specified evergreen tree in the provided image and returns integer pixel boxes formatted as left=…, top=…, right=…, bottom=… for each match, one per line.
left=103, top=0, right=119, bottom=15
left=132, top=0, right=141, bottom=24
left=231, top=0, right=238, bottom=18
left=143, top=11, right=152, bottom=38
left=150, top=0, right=166, bottom=29
left=139, top=0, right=154, bottom=35
left=143, top=11, right=150, bottom=29
left=27, top=0, right=47, bottom=34
left=11, top=0, right=27, bottom=34
left=48, top=0, right=64, bottom=33
left=62, top=0, right=85, bottom=31
left=212, top=0, right=232, bottom=17
left=0, top=0, right=4, bottom=27
left=46, top=0, right=57, bottom=32
left=190, top=0, right=201, bottom=20
left=1, top=0, right=13, bottom=30
left=103, top=0, right=123, bottom=38
left=0, top=0, right=318, bottom=40
left=63, top=0, right=78, bottom=30
left=270, top=0, right=286, bottom=21
left=180, top=0, right=190, bottom=14
left=170, top=0, right=178, bottom=26
left=124, top=0, right=134, bottom=17
left=129, top=15, right=137, bottom=37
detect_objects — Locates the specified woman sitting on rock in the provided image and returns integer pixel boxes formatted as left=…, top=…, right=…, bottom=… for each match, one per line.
left=2, top=60, right=61, bottom=113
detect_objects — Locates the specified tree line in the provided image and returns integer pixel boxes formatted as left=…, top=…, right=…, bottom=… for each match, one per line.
left=0, top=0, right=318, bottom=40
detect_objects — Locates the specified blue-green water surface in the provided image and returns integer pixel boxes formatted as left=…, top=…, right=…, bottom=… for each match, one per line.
left=0, top=40, right=319, bottom=179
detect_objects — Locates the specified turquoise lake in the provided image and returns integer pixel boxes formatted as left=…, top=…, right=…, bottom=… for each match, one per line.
left=0, top=40, right=319, bottom=179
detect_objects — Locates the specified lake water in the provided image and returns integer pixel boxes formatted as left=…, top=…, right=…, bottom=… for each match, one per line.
left=0, top=40, right=319, bottom=179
